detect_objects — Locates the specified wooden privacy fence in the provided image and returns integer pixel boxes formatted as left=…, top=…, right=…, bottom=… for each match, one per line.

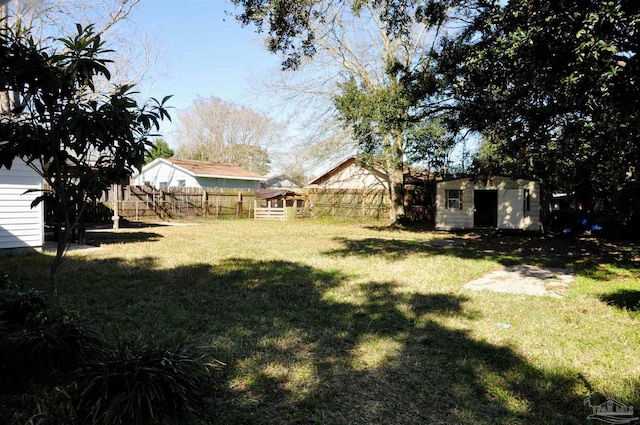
left=97, top=184, right=435, bottom=223
left=306, top=182, right=435, bottom=222
left=102, top=186, right=257, bottom=220
left=306, top=188, right=389, bottom=220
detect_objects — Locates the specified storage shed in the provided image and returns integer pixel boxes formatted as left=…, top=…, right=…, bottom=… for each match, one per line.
left=436, top=176, right=542, bottom=232
left=0, top=159, right=44, bottom=255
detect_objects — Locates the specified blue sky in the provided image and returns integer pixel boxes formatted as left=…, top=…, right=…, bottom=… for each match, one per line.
left=130, top=0, right=283, bottom=141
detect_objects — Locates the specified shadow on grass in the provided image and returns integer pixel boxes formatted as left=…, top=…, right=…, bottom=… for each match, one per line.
left=24, top=255, right=596, bottom=424
left=325, top=233, right=639, bottom=272
left=600, top=290, right=640, bottom=312
left=84, top=230, right=163, bottom=246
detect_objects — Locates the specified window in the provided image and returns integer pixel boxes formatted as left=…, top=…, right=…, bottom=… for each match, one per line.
left=177, top=180, right=186, bottom=187
left=159, top=181, right=168, bottom=189
left=446, top=189, right=462, bottom=209
left=523, top=189, right=531, bottom=211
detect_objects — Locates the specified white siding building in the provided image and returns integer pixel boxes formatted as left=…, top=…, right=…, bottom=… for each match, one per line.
left=0, top=159, right=44, bottom=254
left=134, top=158, right=266, bottom=190
left=436, top=176, right=542, bottom=232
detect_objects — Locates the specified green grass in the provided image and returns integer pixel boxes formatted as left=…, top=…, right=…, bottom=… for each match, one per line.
left=2, top=220, right=640, bottom=424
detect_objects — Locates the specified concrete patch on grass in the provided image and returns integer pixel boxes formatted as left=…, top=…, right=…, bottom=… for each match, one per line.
left=427, top=239, right=467, bottom=247
left=43, top=242, right=101, bottom=254
left=464, top=265, right=574, bottom=298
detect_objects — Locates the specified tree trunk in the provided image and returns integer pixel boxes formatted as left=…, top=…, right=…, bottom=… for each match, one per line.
left=387, top=132, right=405, bottom=225
left=49, top=198, right=75, bottom=308
left=49, top=234, right=67, bottom=306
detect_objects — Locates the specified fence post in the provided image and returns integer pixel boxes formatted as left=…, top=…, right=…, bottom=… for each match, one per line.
left=112, top=184, right=120, bottom=229
left=236, top=192, right=243, bottom=218
left=202, top=190, right=208, bottom=217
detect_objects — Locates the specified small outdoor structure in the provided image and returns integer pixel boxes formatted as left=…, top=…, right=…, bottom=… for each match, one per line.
left=436, top=176, right=542, bottom=232
left=254, top=189, right=308, bottom=221
left=0, top=159, right=44, bottom=255
left=134, top=158, right=267, bottom=190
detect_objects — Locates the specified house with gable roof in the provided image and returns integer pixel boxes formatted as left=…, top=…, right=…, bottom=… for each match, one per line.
left=133, top=158, right=267, bottom=190
left=306, top=156, right=389, bottom=190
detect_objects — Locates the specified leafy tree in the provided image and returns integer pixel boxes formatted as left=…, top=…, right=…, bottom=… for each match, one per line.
left=232, top=0, right=472, bottom=224
left=0, top=24, right=171, bottom=305
left=175, top=96, right=275, bottom=175
left=404, top=117, right=458, bottom=176
left=443, top=1, right=640, bottom=228
left=145, top=138, right=175, bottom=163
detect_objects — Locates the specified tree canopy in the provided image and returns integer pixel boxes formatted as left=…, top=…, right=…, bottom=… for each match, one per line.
left=175, top=96, right=277, bottom=175
left=443, top=1, right=640, bottom=225
left=145, top=138, right=175, bottom=163
left=233, top=0, right=471, bottom=223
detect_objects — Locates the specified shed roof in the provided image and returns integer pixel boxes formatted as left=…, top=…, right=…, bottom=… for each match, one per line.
left=436, top=175, right=539, bottom=184
left=255, top=189, right=303, bottom=200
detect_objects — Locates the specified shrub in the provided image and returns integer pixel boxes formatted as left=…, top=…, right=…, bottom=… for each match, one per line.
left=0, top=287, right=105, bottom=383
left=3, top=311, right=105, bottom=383
left=0, top=286, right=219, bottom=424
left=0, top=289, right=47, bottom=328
left=74, top=342, right=217, bottom=425
left=6, top=383, right=78, bottom=425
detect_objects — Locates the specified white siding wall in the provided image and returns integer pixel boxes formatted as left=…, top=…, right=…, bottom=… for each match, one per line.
left=134, top=163, right=263, bottom=189
left=134, top=163, right=199, bottom=188
left=318, top=163, right=389, bottom=190
left=0, top=159, right=44, bottom=251
left=493, top=178, right=540, bottom=231
left=435, top=180, right=474, bottom=230
left=499, top=189, right=525, bottom=230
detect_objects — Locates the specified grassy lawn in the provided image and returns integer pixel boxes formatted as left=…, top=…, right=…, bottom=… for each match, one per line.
left=2, top=219, right=640, bottom=424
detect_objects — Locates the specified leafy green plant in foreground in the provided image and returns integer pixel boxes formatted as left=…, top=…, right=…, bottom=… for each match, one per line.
left=0, top=286, right=218, bottom=425
left=0, top=288, right=48, bottom=328
left=75, top=341, right=217, bottom=425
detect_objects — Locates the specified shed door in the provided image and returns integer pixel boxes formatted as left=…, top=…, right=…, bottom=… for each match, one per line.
left=474, top=190, right=498, bottom=228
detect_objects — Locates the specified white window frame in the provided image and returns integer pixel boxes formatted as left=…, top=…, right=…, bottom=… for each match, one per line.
left=446, top=189, right=462, bottom=209
left=523, top=189, right=531, bottom=211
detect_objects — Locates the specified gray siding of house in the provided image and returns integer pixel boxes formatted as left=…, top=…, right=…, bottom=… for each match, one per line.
left=195, top=177, right=262, bottom=190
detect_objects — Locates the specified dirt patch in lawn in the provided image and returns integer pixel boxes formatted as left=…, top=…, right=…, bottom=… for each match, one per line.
left=464, top=265, right=574, bottom=298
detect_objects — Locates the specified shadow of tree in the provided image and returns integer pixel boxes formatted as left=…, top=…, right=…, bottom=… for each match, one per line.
left=84, top=230, right=163, bottom=246
left=47, top=255, right=593, bottom=424
left=325, top=234, right=640, bottom=272
left=600, top=290, right=640, bottom=312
